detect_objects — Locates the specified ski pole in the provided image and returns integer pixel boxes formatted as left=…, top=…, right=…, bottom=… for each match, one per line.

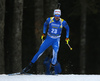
left=42, top=39, right=44, bottom=43
left=67, top=43, right=72, bottom=50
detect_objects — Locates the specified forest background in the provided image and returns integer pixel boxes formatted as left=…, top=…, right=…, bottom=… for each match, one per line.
left=0, top=0, right=100, bottom=74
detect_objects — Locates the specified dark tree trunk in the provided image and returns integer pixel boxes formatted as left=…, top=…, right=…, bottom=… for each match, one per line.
left=80, top=0, right=87, bottom=74
left=11, top=0, right=23, bottom=72
left=44, top=0, right=51, bottom=19
left=0, top=0, right=5, bottom=74
left=34, top=0, right=44, bottom=74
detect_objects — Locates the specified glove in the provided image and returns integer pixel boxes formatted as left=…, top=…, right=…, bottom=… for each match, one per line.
left=41, top=33, right=46, bottom=40
left=65, top=38, right=70, bottom=44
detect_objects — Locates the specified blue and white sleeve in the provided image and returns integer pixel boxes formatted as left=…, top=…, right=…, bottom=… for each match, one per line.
left=43, top=18, right=50, bottom=34
left=63, top=20, right=70, bottom=38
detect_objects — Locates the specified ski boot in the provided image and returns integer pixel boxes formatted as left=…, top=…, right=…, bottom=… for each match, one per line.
left=50, top=64, right=55, bottom=75
left=21, top=62, right=33, bottom=74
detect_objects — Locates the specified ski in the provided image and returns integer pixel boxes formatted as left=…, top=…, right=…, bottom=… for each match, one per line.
left=7, top=72, right=33, bottom=76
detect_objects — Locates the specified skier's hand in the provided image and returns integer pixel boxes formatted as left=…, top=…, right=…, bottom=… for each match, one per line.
left=65, top=38, right=70, bottom=44
left=41, top=33, right=46, bottom=40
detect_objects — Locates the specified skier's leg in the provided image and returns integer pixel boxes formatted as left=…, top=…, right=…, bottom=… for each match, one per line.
left=50, top=38, right=60, bottom=74
left=51, top=38, right=60, bottom=65
left=21, top=62, right=33, bottom=74
left=21, top=36, right=53, bottom=73
left=31, top=39, right=52, bottom=63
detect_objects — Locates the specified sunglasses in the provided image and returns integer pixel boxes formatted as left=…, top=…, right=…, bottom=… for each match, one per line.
left=55, top=15, right=60, bottom=17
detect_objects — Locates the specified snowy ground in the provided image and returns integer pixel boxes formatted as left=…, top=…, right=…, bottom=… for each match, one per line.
left=0, top=74, right=100, bottom=81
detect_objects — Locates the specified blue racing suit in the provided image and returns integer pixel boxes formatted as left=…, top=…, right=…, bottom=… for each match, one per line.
left=31, top=17, right=69, bottom=65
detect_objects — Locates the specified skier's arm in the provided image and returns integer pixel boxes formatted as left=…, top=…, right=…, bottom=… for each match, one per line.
left=63, top=21, right=69, bottom=38
left=63, top=21, right=70, bottom=44
left=43, top=18, right=50, bottom=34
left=41, top=18, right=50, bottom=40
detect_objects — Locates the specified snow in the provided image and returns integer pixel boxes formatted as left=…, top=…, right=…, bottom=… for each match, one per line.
left=0, top=74, right=100, bottom=81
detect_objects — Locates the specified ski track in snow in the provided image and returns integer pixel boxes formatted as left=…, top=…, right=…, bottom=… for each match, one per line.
left=0, top=74, right=100, bottom=81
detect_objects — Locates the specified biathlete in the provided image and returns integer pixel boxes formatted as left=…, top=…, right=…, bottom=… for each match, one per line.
left=21, top=9, right=70, bottom=74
